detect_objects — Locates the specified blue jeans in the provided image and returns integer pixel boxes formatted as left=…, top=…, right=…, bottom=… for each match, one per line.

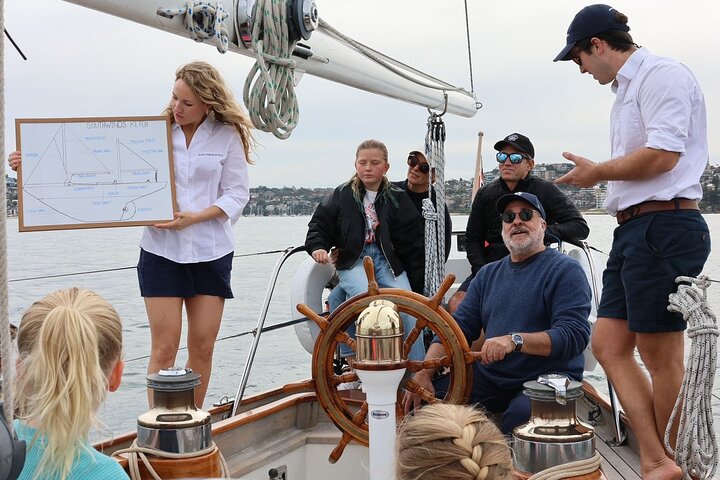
left=332, top=243, right=425, bottom=361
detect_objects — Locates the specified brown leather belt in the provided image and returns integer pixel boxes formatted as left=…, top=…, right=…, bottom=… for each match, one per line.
left=616, top=198, right=699, bottom=225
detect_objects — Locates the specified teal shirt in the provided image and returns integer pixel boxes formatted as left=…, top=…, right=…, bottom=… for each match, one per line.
left=13, top=420, right=129, bottom=480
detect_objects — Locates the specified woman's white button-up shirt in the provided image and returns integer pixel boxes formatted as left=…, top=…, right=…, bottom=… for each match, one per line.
left=140, top=117, right=250, bottom=263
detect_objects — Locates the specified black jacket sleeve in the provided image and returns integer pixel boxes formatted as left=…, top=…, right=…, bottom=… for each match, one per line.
left=389, top=191, right=425, bottom=293
left=464, top=188, right=489, bottom=272
left=305, top=188, right=341, bottom=255
left=540, top=182, right=590, bottom=245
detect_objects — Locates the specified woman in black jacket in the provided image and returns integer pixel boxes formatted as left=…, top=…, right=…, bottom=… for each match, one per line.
left=305, top=139, right=425, bottom=361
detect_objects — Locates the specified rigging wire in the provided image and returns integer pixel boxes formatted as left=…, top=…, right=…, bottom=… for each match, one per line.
left=8, top=248, right=288, bottom=283
left=123, top=316, right=312, bottom=364
left=4, top=28, right=27, bottom=60
left=317, top=18, right=468, bottom=94
left=463, top=0, right=474, bottom=94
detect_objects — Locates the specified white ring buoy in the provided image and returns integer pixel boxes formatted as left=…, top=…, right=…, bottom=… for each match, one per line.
left=290, top=257, right=336, bottom=354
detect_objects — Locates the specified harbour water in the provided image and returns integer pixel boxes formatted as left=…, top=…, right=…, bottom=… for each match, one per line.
left=5, top=214, right=720, bottom=441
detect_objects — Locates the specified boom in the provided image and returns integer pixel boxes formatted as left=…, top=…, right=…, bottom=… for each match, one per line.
left=63, top=0, right=479, bottom=117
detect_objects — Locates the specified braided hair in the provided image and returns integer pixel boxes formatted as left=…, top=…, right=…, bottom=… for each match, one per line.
left=396, top=404, right=513, bottom=480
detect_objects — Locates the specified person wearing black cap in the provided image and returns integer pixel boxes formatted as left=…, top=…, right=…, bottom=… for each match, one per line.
left=404, top=193, right=591, bottom=435
left=554, top=6, right=710, bottom=480
left=393, top=150, right=453, bottom=280
left=447, top=132, right=588, bottom=313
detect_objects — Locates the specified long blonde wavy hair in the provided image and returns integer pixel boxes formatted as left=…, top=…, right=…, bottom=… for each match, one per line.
left=15, top=288, right=123, bottom=480
left=396, top=404, right=514, bottom=480
left=164, top=61, right=255, bottom=163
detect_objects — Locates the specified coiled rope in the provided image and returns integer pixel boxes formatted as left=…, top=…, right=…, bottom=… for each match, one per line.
left=665, top=275, right=718, bottom=480
left=422, top=113, right=446, bottom=297
left=243, top=0, right=299, bottom=139
left=527, top=452, right=602, bottom=480
left=112, top=440, right=230, bottom=480
left=157, top=1, right=229, bottom=53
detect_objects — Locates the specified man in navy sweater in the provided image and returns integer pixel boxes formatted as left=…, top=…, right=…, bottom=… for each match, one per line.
left=404, top=192, right=592, bottom=434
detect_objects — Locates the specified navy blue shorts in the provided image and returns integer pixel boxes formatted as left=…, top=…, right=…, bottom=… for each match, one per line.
left=137, top=249, right=234, bottom=299
left=597, top=210, right=710, bottom=333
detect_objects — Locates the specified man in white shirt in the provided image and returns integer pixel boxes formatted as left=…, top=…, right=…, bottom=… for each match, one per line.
left=553, top=5, right=711, bottom=480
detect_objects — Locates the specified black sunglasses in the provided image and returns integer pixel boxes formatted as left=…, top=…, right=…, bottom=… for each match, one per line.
left=408, top=156, right=431, bottom=174
left=496, top=152, right=529, bottom=164
left=501, top=208, right=537, bottom=224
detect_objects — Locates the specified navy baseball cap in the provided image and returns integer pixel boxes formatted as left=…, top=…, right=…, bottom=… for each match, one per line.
left=553, top=4, right=630, bottom=62
left=496, top=192, right=546, bottom=219
left=494, top=133, right=535, bottom=159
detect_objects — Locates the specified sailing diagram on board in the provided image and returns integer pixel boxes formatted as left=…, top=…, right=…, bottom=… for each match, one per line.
left=16, top=116, right=175, bottom=231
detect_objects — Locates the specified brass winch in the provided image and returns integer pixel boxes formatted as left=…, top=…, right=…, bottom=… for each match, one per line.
left=354, top=299, right=405, bottom=365
left=137, top=367, right=212, bottom=454
left=512, top=374, right=595, bottom=474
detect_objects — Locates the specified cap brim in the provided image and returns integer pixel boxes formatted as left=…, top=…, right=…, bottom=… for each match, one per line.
left=553, top=42, right=575, bottom=62
left=408, top=150, right=428, bottom=162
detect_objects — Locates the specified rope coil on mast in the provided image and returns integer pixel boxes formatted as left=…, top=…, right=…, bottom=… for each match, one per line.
left=665, top=275, right=719, bottom=480
left=157, top=1, right=230, bottom=53
left=242, top=0, right=300, bottom=140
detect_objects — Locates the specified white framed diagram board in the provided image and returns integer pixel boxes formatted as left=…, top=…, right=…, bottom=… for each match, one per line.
left=15, top=116, right=176, bottom=232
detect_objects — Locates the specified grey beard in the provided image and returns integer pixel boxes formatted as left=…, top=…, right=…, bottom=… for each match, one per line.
left=502, top=227, right=545, bottom=257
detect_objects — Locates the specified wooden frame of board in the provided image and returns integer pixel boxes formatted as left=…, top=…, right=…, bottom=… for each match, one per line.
left=15, top=116, right=176, bottom=232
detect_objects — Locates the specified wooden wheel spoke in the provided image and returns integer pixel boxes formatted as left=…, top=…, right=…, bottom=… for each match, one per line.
left=406, top=356, right=452, bottom=373
left=296, top=304, right=330, bottom=330
left=404, top=377, right=438, bottom=404
left=352, top=402, right=369, bottom=425
left=329, top=432, right=354, bottom=464
left=333, top=331, right=357, bottom=351
left=329, top=371, right=359, bottom=388
left=402, top=322, right=427, bottom=358
left=363, top=257, right=379, bottom=295
left=427, top=274, right=456, bottom=308
left=465, top=351, right=483, bottom=365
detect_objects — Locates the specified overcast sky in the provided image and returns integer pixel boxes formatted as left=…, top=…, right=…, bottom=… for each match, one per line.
left=4, top=0, right=719, bottom=188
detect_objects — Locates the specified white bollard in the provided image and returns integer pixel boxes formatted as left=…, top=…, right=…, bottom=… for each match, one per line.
left=355, top=368, right=407, bottom=480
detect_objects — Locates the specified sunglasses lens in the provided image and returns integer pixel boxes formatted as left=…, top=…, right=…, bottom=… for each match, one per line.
left=502, top=209, right=535, bottom=223
left=501, top=212, right=515, bottom=224
left=407, top=157, right=418, bottom=167
left=519, top=210, right=534, bottom=221
left=419, top=163, right=430, bottom=174
left=509, top=154, right=524, bottom=164
left=496, top=152, right=507, bottom=163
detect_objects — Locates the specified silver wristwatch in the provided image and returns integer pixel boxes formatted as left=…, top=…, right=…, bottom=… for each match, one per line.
left=510, top=333, right=523, bottom=352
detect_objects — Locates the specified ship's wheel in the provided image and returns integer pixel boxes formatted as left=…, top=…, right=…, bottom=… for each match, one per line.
left=296, top=257, right=476, bottom=462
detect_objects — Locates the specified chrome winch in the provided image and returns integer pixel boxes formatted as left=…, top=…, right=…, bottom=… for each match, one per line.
left=137, top=367, right=212, bottom=454
left=513, top=374, right=595, bottom=474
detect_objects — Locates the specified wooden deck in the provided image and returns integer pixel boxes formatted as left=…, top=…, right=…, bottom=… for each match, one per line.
left=579, top=384, right=642, bottom=480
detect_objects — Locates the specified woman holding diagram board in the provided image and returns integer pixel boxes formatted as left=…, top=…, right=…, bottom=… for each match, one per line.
left=137, top=61, right=253, bottom=408
left=8, top=61, right=252, bottom=409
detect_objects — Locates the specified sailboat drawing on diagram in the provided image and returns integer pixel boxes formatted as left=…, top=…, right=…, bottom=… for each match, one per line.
left=21, top=121, right=171, bottom=225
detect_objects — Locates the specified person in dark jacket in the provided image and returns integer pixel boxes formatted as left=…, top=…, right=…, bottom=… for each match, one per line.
left=305, top=139, right=425, bottom=361
left=448, top=133, right=589, bottom=313
left=393, top=149, right=452, bottom=293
